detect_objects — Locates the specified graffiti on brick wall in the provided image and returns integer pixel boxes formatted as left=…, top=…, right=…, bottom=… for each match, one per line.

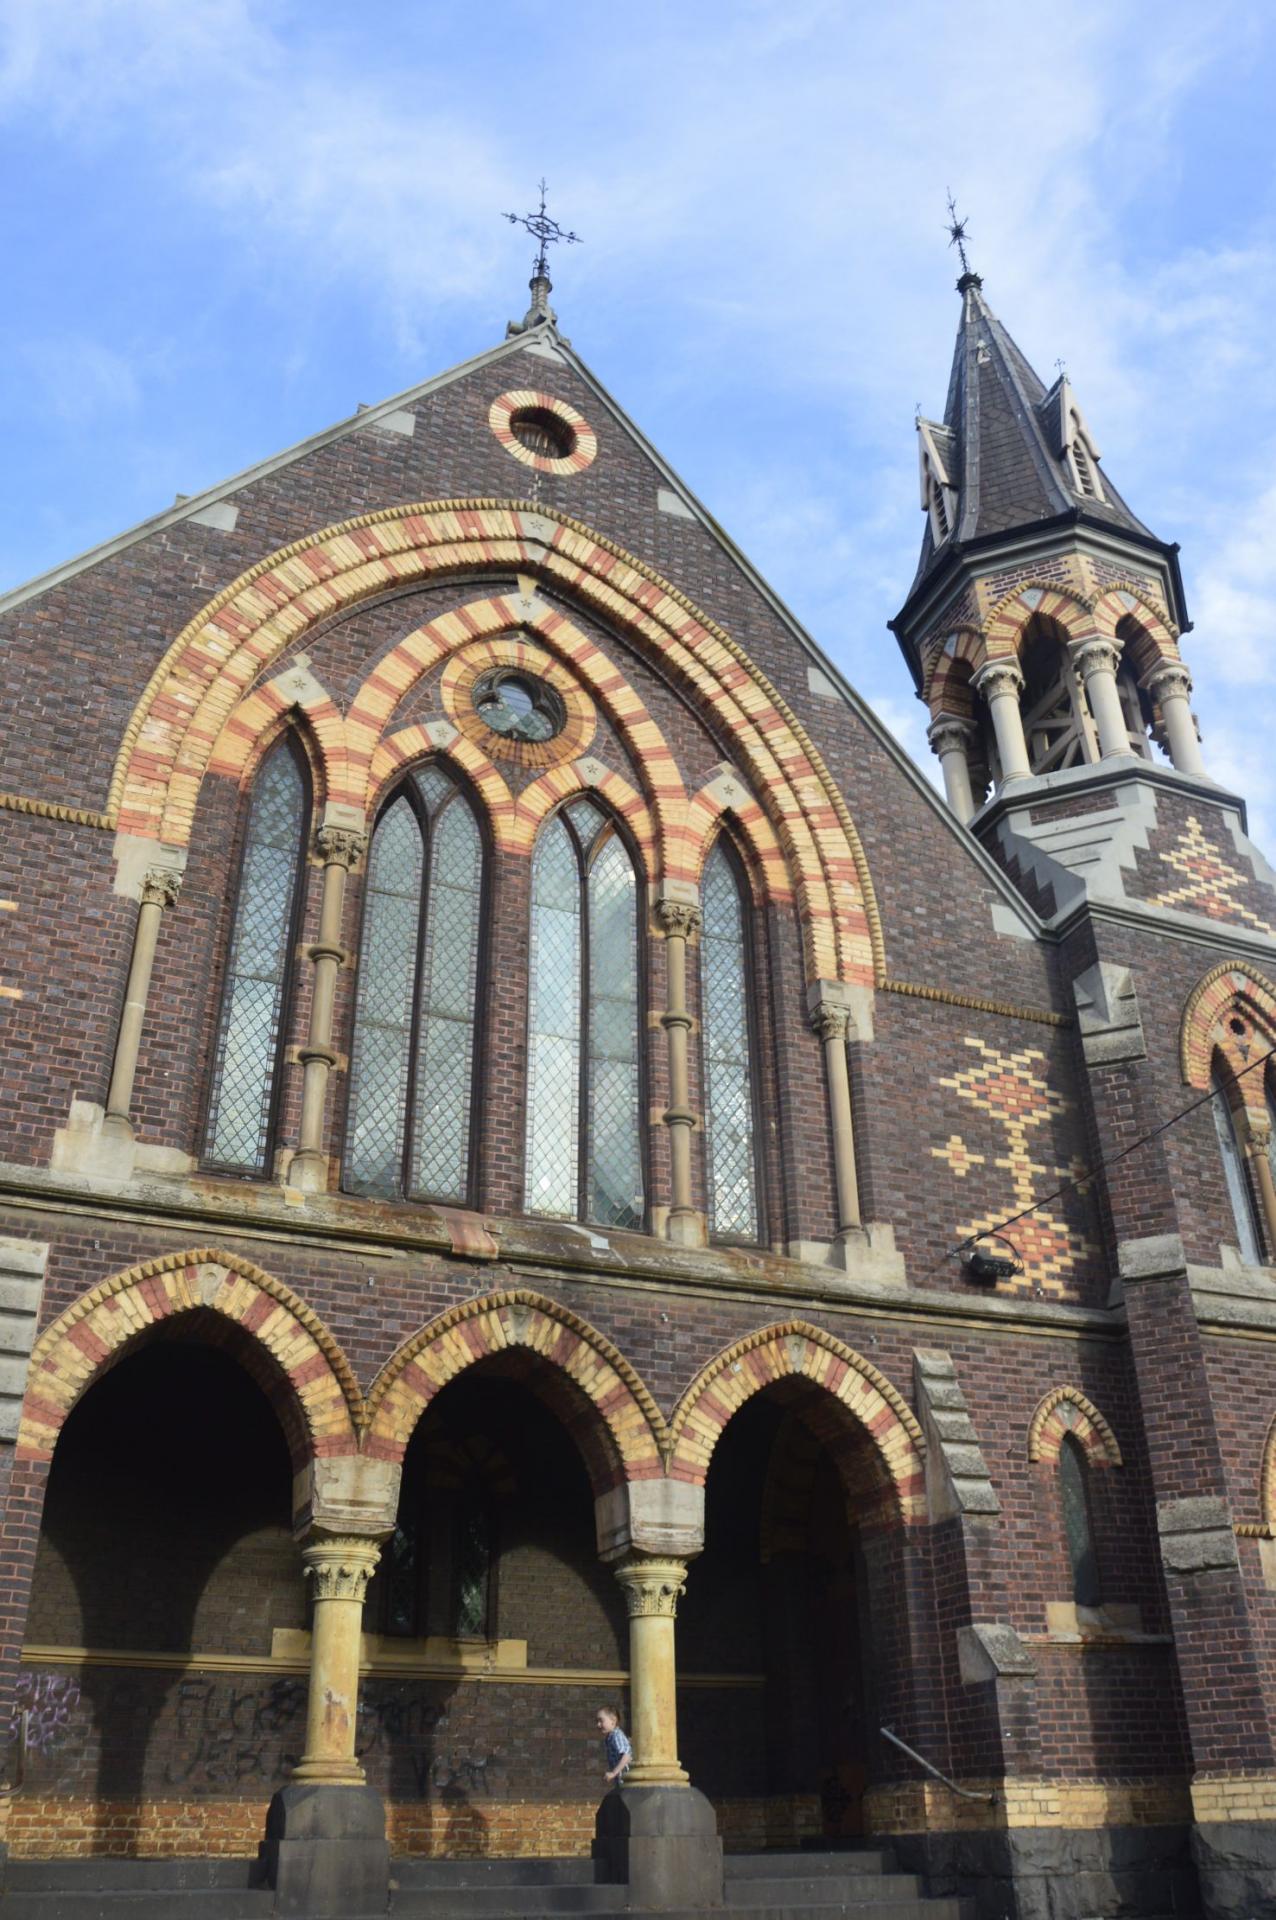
left=1150, top=815, right=1275, bottom=934
left=358, top=1691, right=504, bottom=1799
left=11, top=1672, right=80, bottom=1757
left=931, top=1038, right=1098, bottom=1296
left=166, top=1676, right=307, bottom=1787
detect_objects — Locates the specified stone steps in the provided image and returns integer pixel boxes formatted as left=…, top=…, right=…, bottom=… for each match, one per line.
left=1, top=1847, right=977, bottom=1920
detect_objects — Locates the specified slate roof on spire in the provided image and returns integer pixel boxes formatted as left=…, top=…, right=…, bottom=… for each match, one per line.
left=908, top=281, right=1155, bottom=598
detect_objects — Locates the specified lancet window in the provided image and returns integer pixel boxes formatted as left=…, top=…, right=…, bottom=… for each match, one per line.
left=700, top=840, right=760, bottom=1240
left=344, top=765, right=484, bottom=1203
left=525, top=799, right=644, bottom=1229
left=1059, top=1435, right=1101, bottom=1608
left=1211, top=1063, right=1262, bottom=1266
left=204, top=738, right=308, bottom=1174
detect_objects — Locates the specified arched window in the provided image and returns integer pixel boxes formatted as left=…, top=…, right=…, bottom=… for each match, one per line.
left=525, top=799, right=643, bottom=1228
left=1059, top=1435, right=1101, bottom=1608
left=344, top=764, right=483, bottom=1202
left=1211, top=1064, right=1261, bottom=1265
left=204, top=738, right=308, bottom=1174
left=701, top=840, right=760, bottom=1240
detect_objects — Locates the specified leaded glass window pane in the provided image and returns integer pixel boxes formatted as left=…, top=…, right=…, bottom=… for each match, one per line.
left=453, top=1502, right=493, bottom=1638
left=526, top=818, right=581, bottom=1217
left=587, top=835, right=643, bottom=1229
left=1059, top=1437, right=1101, bottom=1608
left=411, top=796, right=481, bottom=1201
left=205, top=745, right=305, bottom=1172
left=1212, top=1068, right=1261, bottom=1265
left=346, top=799, right=423, bottom=1196
left=701, top=844, right=758, bottom=1239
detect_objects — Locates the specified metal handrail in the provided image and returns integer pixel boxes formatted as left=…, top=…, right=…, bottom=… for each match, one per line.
left=880, top=1726, right=998, bottom=1805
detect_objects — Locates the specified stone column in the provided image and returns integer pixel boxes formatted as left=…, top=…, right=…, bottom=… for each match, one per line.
left=615, top=1555, right=689, bottom=1784
left=1240, top=1110, right=1276, bottom=1263
left=103, top=866, right=182, bottom=1139
left=291, top=826, right=365, bottom=1195
left=1072, top=638, right=1133, bottom=759
left=293, top=1534, right=380, bottom=1784
left=972, top=660, right=1031, bottom=785
left=812, top=1002, right=861, bottom=1231
left=262, top=1532, right=389, bottom=1917
left=1147, top=663, right=1205, bottom=776
left=594, top=1554, right=722, bottom=1908
left=656, top=898, right=705, bottom=1248
left=928, top=717, right=978, bottom=824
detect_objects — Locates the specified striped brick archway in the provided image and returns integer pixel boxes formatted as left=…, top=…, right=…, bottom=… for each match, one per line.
left=15, top=1250, right=362, bottom=1471
left=1027, top=1386, right=1123, bottom=1468
left=666, top=1322, right=927, bottom=1522
left=108, top=502, right=883, bottom=990
left=361, top=1290, right=668, bottom=1496
left=1180, top=961, right=1276, bottom=1115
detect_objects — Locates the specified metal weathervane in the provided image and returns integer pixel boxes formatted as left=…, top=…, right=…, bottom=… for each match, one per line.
left=945, top=192, right=974, bottom=279
left=504, top=179, right=582, bottom=280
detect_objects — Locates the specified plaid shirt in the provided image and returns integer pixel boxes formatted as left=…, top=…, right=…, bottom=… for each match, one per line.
left=604, top=1727, right=632, bottom=1772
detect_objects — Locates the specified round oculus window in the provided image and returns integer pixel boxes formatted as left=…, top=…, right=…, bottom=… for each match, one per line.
left=472, top=671, right=566, bottom=745
left=510, top=406, right=577, bottom=460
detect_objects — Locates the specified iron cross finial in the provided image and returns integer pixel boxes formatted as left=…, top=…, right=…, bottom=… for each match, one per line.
left=945, top=191, right=972, bottom=278
left=503, top=179, right=582, bottom=280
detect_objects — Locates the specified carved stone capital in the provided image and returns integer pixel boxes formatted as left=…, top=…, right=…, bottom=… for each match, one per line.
left=657, top=900, right=702, bottom=941
left=927, top=716, right=976, bottom=757
left=301, top=1534, right=382, bottom=1603
left=1071, top=637, right=1122, bottom=679
left=972, top=659, right=1024, bottom=703
left=811, top=1002, right=853, bottom=1043
left=614, top=1555, right=688, bottom=1619
left=140, top=867, right=182, bottom=910
left=315, top=825, right=367, bottom=869
left=1146, top=662, right=1193, bottom=703
left=1241, top=1109, right=1273, bottom=1153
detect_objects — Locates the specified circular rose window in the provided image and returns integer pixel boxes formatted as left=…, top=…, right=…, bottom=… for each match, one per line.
left=472, top=670, right=566, bottom=745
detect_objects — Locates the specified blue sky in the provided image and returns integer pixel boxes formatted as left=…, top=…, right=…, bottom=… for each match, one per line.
left=2, top=1, right=1275, bottom=836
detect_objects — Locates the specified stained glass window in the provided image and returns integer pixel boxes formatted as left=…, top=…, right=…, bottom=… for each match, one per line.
left=1212, top=1066, right=1261, bottom=1266
left=345, top=768, right=482, bottom=1202
left=1059, top=1436, right=1101, bottom=1608
left=526, top=807, right=644, bottom=1227
left=701, top=842, right=759, bottom=1239
left=205, top=741, right=306, bottom=1173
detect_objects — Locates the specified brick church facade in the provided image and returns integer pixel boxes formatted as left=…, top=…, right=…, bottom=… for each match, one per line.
left=0, top=256, right=1275, bottom=1919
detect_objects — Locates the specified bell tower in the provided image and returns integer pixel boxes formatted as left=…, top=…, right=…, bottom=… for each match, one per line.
left=888, top=257, right=1274, bottom=936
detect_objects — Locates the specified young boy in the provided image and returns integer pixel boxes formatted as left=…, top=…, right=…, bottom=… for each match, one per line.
left=596, top=1706, right=632, bottom=1785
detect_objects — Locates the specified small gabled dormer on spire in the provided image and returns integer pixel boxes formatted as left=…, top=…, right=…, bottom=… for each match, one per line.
left=504, top=178, right=581, bottom=337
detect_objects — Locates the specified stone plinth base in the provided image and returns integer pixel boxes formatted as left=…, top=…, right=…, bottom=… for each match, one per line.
left=259, top=1783, right=389, bottom=1917
left=1192, top=1821, right=1276, bottom=1920
left=891, top=1823, right=1199, bottom=1920
left=593, top=1783, right=722, bottom=1909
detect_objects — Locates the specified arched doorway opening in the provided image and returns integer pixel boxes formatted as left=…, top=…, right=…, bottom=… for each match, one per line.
left=363, top=1356, right=629, bottom=1858
left=18, top=1318, right=306, bottom=1858
left=677, top=1376, right=917, bottom=1852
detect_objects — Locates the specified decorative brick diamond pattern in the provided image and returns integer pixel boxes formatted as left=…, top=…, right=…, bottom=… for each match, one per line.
left=1150, top=814, right=1276, bottom=935
left=937, top=1038, right=1099, bottom=1296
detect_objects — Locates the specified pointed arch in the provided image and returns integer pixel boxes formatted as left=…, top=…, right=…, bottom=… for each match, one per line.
left=367, top=728, right=516, bottom=840
left=208, top=660, right=348, bottom=807
left=679, top=766, right=790, bottom=904
left=1093, top=585, right=1181, bottom=678
left=107, top=502, right=883, bottom=989
left=516, top=761, right=657, bottom=881
left=1180, top=963, right=1276, bottom=1113
left=982, top=582, right=1098, bottom=663
left=921, top=626, right=983, bottom=717
left=666, top=1322, right=927, bottom=1521
left=1027, top=1386, right=1123, bottom=1468
left=16, top=1250, right=362, bottom=1468
left=361, top=1290, right=667, bottom=1494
